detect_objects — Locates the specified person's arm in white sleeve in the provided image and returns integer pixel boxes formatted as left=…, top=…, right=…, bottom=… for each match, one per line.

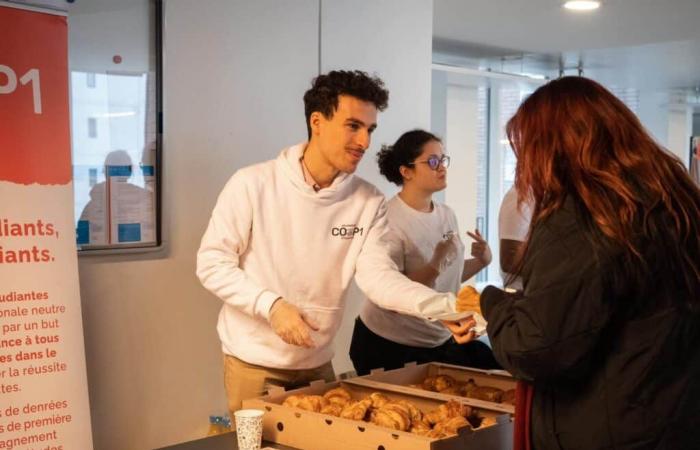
left=196, top=171, right=280, bottom=321
left=355, top=200, right=453, bottom=317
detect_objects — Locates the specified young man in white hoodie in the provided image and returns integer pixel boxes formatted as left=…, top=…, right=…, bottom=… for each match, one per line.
left=197, top=70, right=464, bottom=417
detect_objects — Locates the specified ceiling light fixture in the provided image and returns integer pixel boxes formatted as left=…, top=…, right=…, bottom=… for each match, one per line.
left=563, top=1, right=601, bottom=11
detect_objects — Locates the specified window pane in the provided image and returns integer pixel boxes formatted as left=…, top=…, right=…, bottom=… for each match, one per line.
left=69, top=0, right=159, bottom=250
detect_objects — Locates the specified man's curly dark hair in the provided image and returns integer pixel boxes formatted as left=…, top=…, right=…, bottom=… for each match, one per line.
left=303, top=70, right=389, bottom=139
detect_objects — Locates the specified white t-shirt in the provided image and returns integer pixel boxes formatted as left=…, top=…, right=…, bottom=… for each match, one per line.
left=360, top=195, right=465, bottom=347
left=498, top=186, right=533, bottom=290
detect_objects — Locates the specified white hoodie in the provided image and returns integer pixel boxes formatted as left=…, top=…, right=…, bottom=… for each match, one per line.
left=197, top=144, right=443, bottom=369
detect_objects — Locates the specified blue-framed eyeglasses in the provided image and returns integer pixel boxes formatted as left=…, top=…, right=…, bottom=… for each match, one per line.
left=408, top=154, right=450, bottom=170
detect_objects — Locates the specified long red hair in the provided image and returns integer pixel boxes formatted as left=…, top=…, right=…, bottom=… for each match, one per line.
left=507, top=76, right=700, bottom=306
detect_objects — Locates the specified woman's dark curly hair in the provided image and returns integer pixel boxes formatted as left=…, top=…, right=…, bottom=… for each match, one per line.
left=303, top=70, right=389, bottom=138
left=377, top=129, right=442, bottom=185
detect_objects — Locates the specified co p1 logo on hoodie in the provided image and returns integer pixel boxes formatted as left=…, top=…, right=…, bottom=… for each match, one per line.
left=331, top=224, right=363, bottom=240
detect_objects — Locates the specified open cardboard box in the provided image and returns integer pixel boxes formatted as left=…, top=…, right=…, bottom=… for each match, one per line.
left=242, top=379, right=512, bottom=450
left=344, top=362, right=516, bottom=415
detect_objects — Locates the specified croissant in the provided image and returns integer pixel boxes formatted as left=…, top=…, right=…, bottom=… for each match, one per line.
left=384, top=402, right=411, bottom=416
left=324, top=387, right=353, bottom=407
left=409, top=416, right=432, bottom=433
left=502, top=389, right=516, bottom=405
left=297, top=395, right=328, bottom=412
left=434, top=375, right=456, bottom=392
left=461, top=378, right=478, bottom=397
left=478, top=416, right=498, bottom=429
left=394, top=399, right=423, bottom=423
left=324, top=387, right=352, bottom=402
left=422, top=376, right=438, bottom=391
left=424, top=404, right=448, bottom=425
left=369, top=392, right=390, bottom=409
left=426, top=428, right=448, bottom=439
left=433, top=415, right=470, bottom=437
left=282, top=394, right=304, bottom=408
left=340, top=398, right=372, bottom=421
left=456, top=285, right=481, bottom=315
left=425, top=400, right=471, bottom=425
left=370, top=405, right=411, bottom=431
left=320, top=403, right=343, bottom=417
left=444, top=399, right=471, bottom=418
left=438, top=385, right=461, bottom=396
left=468, top=386, right=504, bottom=403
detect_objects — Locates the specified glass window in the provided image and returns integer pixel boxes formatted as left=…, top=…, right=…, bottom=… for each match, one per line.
left=68, top=0, right=161, bottom=251
left=87, top=116, right=97, bottom=138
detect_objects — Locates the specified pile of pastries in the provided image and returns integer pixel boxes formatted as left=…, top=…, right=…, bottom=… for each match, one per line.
left=281, top=387, right=496, bottom=438
left=414, top=374, right=516, bottom=405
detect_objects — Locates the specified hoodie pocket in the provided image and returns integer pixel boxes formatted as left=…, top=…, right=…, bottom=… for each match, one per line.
left=296, top=304, right=343, bottom=349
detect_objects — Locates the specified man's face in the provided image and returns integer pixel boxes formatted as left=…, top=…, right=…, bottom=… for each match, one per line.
left=311, top=95, right=378, bottom=174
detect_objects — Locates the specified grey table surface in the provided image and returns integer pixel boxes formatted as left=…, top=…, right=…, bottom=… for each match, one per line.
left=154, top=432, right=298, bottom=450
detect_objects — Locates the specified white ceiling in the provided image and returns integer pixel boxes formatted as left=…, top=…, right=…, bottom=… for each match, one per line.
left=433, top=0, right=700, bottom=91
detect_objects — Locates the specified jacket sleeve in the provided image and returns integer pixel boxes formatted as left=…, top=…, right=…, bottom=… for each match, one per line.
left=354, top=199, right=450, bottom=317
left=481, top=225, right=614, bottom=382
left=196, top=171, right=280, bottom=321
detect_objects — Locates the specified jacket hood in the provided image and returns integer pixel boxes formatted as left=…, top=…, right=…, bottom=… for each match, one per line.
left=276, top=143, right=353, bottom=200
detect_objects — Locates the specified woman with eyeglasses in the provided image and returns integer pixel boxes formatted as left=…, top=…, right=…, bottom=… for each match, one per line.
left=349, top=129, right=500, bottom=376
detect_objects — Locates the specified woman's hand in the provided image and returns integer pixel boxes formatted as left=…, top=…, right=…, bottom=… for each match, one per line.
left=430, top=235, right=458, bottom=271
left=467, top=229, right=492, bottom=266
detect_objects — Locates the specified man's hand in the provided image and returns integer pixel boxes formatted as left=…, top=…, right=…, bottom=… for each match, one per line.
left=467, top=229, right=492, bottom=266
left=441, top=317, right=477, bottom=344
left=269, top=298, right=319, bottom=348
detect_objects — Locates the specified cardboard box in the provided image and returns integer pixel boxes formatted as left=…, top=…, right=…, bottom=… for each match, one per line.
left=345, top=363, right=516, bottom=415
left=243, top=379, right=512, bottom=450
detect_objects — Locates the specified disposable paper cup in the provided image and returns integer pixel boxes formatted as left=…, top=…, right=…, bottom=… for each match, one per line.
left=234, top=409, right=264, bottom=450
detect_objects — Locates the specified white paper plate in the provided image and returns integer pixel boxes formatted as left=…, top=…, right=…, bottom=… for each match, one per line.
left=427, top=310, right=488, bottom=337
left=426, top=310, right=475, bottom=321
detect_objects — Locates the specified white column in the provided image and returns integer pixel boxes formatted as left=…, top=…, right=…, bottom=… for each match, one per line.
left=444, top=83, right=479, bottom=281
left=321, top=0, right=434, bottom=375
left=667, top=102, right=693, bottom=168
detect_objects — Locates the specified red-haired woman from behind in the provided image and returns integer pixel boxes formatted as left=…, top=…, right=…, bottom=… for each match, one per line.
left=475, top=77, right=700, bottom=449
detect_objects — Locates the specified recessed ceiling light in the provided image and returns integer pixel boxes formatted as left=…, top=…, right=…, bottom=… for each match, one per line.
left=563, top=1, right=601, bottom=11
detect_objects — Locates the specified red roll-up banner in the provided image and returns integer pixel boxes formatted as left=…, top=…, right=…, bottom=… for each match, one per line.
left=0, top=3, right=94, bottom=449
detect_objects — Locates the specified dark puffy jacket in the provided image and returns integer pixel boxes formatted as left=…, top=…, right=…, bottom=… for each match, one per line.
left=482, top=199, right=700, bottom=450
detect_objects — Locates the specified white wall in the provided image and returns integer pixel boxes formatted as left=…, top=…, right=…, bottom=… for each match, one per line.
left=637, top=90, right=670, bottom=147
left=78, top=1, right=318, bottom=449
left=76, top=0, right=434, bottom=448
left=320, top=0, right=434, bottom=375
left=636, top=90, right=694, bottom=168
